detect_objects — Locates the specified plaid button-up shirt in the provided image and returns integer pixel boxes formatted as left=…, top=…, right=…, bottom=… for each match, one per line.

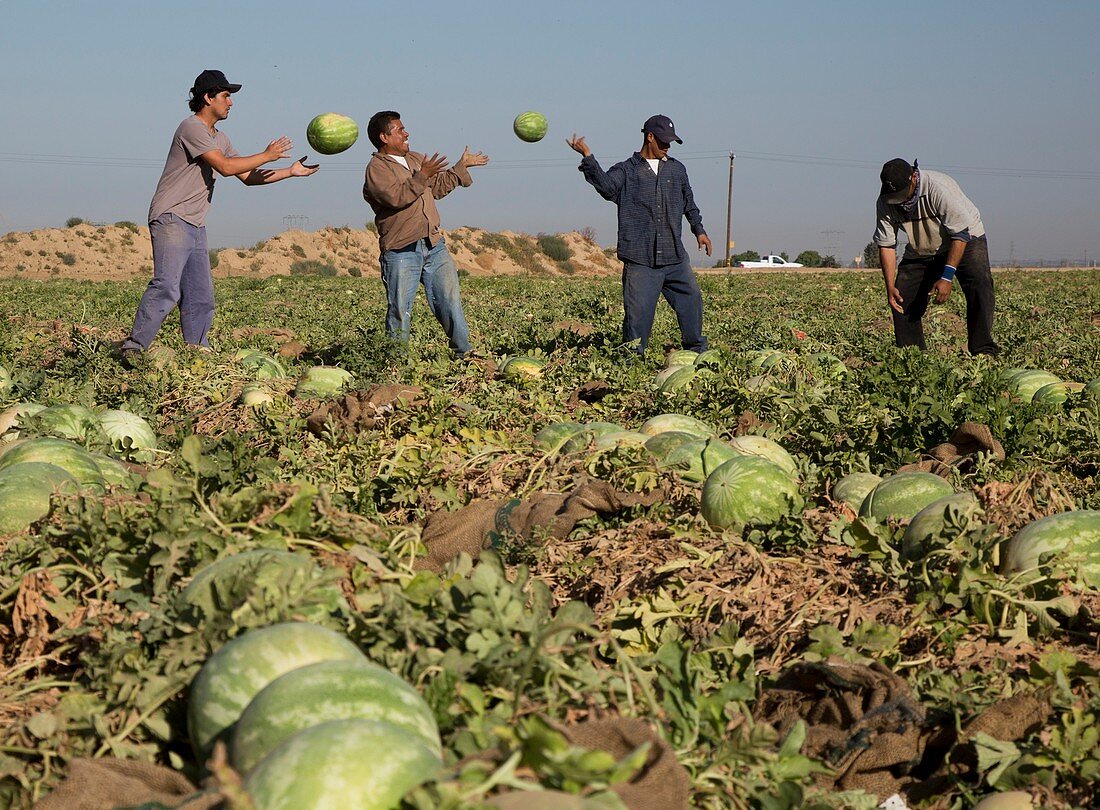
left=579, top=152, right=706, bottom=267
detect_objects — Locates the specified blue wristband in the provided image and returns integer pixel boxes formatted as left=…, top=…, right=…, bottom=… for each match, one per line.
left=941, top=264, right=957, bottom=283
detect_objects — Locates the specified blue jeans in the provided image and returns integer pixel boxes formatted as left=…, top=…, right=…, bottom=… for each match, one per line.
left=123, top=213, right=214, bottom=351
left=380, top=236, right=470, bottom=354
left=622, top=257, right=707, bottom=355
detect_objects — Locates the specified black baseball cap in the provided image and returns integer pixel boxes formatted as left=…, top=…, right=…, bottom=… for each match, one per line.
left=642, top=114, right=683, bottom=145
left=191, top=69, right=242, bottom=96
left=880, top=158, right=917, bottom=203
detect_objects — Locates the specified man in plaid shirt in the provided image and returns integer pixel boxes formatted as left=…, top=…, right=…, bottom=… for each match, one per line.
left=568, top=115, right=712, bottom=356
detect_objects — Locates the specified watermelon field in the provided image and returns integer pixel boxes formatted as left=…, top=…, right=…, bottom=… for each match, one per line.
left=1, top=268, right=1099, bottom=809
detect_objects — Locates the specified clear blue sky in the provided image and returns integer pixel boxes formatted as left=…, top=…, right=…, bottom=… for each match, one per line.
left=2, top=0, right=1097, bottom=265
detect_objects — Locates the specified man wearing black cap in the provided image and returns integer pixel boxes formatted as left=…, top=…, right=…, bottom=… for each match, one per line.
left=119, top=70, right=318, bottom=365
left=873, top=158, right=998, bottom=355
left=567, top=115, right=712, bottom=356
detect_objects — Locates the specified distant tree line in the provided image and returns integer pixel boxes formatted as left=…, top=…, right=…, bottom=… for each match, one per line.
left=713, top=249, right=840, bottom=268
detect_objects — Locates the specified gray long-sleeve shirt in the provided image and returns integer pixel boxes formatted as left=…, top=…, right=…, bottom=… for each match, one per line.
left=873, top=169, right=985, bottom=259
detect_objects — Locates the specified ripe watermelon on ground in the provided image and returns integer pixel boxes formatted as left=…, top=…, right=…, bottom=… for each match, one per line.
left=231, top=659, right=441, bottom=775
left=1005, top=369, right=1061, bottom=402
left=534, top=422, right=586, bottom=453
left=643, top=430, right=699, bottom=463
left=858, top=472, right=954, bottom=522
left=639, top=413, right=715, bottom=438
left=244, top=718, right=440, bottom=810
left=1000, top=510, right=1100, bottom=589
left=294, top=366, right=353, bottom=399
left=657, top=366, right=697, bottom=395
left=592, top=430, right=649, bottom=452
left=561, top=422, right=622, bottom=454
left=900, top=492, right=980, bottom=561
left=728, top=435, right=798, bottom=476
left=1032, top=381, right=1084, bottom=405
left=701, top=456, right=803, bottom=529
left=832, top=472, right=883, bottom=513
left=501, top=355, right=547, bottom=380
left=0, top=437, right=106, bottom=489
left=513, top=111, right=548, bottom=143
left=188, top=622, right=365, bottom=759
left=0, top=462, right=78, bottom=534
left=665, top=350, right=699, bottom=368
left=662, top=437, right=740, bottom=484
left=306, top=113, right=359, bottom=155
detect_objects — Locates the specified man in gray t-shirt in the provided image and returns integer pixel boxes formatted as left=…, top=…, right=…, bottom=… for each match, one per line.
left=873, top=158, right=998, bottom=356
left=120, top=69, right=318, bottom=363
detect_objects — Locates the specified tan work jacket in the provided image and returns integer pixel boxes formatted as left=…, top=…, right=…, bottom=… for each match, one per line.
left=363, top=151, right=472, bottom=253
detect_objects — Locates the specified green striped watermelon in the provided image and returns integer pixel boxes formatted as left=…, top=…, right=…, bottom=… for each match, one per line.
left=665, top=350, right=699, bottom=367
left=639, top=413, right=716, bottom=438
left=534, top=422, right=586, bottom=453
left=243, top=718, right=441, bottom=810
left=188, top=622, right=365, bottom=760
left=858, top=472, right=954, bottom=522
left=657, top=365, right=697, bottom=395
left=642, top=430, right=699, bottom=463
left=1006, top=369, right=1061, bottom=402
left=701, top=456, right=803, bottom=529
left=832, top=472, right=883, bottom=512
left=1032, top=381, right=1084, bottom=405
left=231, top=659, right=440, bottom=775
left=513, top=111, right=548, bottom=143
left=0, top=462, right=79, bottom=534
left=501, top=355, right=547, bottom=380
left=561, top=422, right=622, bottom=454
left=306, top=113, right=359, bottom=155
left=900, top=492, right=980, bottom=560
left=294, top=366, right=353, bottom=399
left=0, top=438, right=105, bottom=489
left=728, top=435, right=798, bottom=476
left=1000, top=510, right=1100, bottom=589
left=592, top=430, right=649, bottom=451
left=662, top=437, right=740, bottom=484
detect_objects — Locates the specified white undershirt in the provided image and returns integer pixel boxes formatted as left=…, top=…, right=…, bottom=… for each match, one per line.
left=389, top=155, right=410, bottom=170
left=646, top=158, right=660, bottom=175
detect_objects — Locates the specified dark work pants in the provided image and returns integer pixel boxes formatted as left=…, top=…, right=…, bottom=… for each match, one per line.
left=891, top=236, right=999, bottom=355
left=622, top=257, right=707, bottom=355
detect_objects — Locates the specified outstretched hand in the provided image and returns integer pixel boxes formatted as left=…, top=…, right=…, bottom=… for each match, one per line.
left=290, top=156, right=319, bottom=177
left=263, top=136, right=294, bottom=162
left=887, top=285, right=905, bottom=313
left=567, top=134, right=591, bottom=157
left=419, top=152, right=449, bottom=178
left=457, top=146, right=489, bottom=169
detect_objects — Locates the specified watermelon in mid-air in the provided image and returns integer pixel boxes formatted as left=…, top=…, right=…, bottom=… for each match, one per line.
left=306, top=113, right=359, bottom=155
left=513, top=111, right=548, bottom=143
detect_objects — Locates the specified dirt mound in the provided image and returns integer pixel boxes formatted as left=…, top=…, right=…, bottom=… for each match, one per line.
left=0, top=223, right=620, bottom=281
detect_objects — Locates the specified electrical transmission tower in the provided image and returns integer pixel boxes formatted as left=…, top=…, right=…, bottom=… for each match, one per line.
left=283, top=214, right=309, bottom=230
left=821, top=230, right=844, bottom=261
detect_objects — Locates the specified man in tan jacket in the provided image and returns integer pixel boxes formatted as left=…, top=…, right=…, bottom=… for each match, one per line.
left=363, top=110, right=489, bottom=355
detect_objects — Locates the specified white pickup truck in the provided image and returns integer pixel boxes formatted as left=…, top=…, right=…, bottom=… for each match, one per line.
left=738, top=255, right=804, bottom=269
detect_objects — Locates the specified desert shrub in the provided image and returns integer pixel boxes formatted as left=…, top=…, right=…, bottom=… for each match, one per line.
left=96, top=227, right=106, bottom=235
left=55, top=252, right=77, bottom=266
left=22, top=250, right=31, bottom=257
left=208, top=250, right=220, bottom=269
left=250, top=259, right=263, bottom=273
left=38, top=250, right=47, bottom=257
left=236, top=251, right=247, bottom=259
left=114, top=221, right=140, bottom=233
left=558, top=260, right=577, bottom=275
left=457, top=268, right=470, bottom=278
left=291, top=244, right=306, bottom=258
left=290, top=259, right=338, bottom=277
left=139, top=264, right=152, bottom=273
left=579, top=226, right=598, bottom=245
left=251, top=240, right=266, bottom=252
left=29, top=233, right=37, bottom=241
left=537, top=233, right=573, bottom=262
left=16, top=264, right=26, bottom=272
left=348, top=267, right=362, bottom=278
left=1, top=234, right=17, bottom=245
left=65, top=217, right=84, bottom=228
left=365, top=221, right=378, bottom=233
left=603, top=247, right=617, bottom=258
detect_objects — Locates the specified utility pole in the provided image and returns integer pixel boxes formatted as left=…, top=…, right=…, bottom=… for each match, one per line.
left=821, top=229, right=844, bottom=263
left=724, top=151, right=735, bottom=270
left=283, top=214, right=309, bottom=231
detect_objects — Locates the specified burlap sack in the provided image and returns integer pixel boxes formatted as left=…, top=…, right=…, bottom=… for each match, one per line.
left=416, top=478, right=666, bottom=573
left=560, top=717, right=690, bottom=810
left=305, top=384, right=423, bottom=436
left=899, top=421, right=1005, bottom=478
left=33, top=758, right=222, bottom=810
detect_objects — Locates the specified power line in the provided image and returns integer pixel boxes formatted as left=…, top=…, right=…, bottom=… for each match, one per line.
left=2, top=149, right=1098, bottom=180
